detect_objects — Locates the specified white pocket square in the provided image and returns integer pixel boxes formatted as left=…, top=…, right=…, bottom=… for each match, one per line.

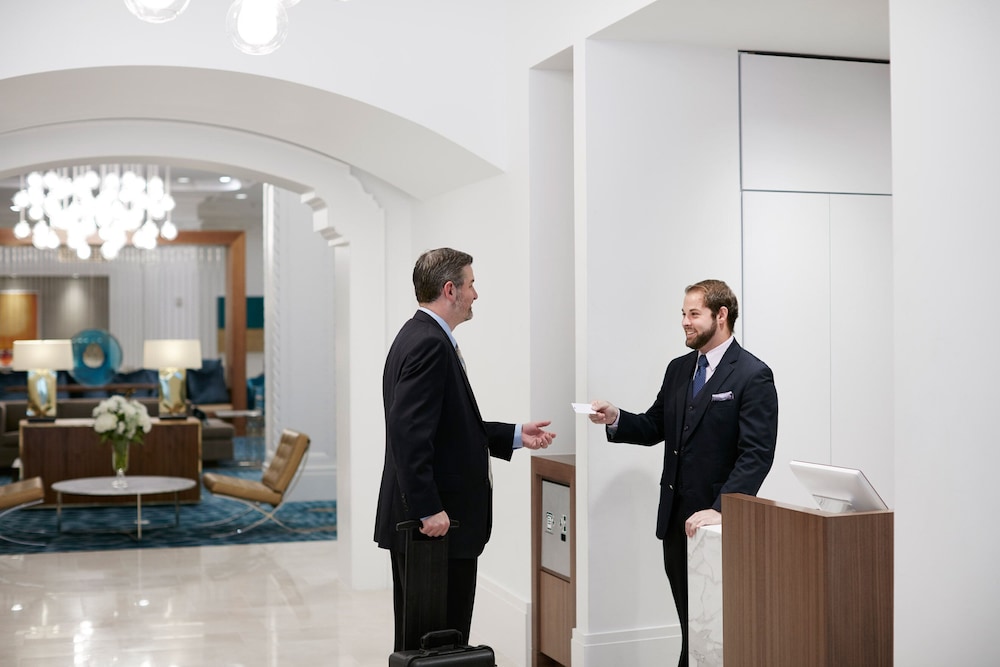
left=711, top=391, right=734, bottom=402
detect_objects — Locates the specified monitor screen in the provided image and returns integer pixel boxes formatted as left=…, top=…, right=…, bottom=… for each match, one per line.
left=789, top=460, right=889, bottom=513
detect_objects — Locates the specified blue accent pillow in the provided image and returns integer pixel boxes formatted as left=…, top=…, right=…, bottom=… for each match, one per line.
left=112, top=368, right=159, bottom=397
left=0, top=370, right=28, bottom=400
left=186, top=359, right=230, bottom=405
left=60, top=370, right=109, bottom=398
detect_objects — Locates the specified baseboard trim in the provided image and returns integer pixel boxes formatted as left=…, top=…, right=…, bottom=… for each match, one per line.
left=472, top=575, right=531, bottom=667
left=571, top=623, right=679, bottom=666
left=286, top=462, right=336, bottom=501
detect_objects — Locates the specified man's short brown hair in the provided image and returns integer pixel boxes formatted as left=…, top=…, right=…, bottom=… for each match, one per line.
left=413, top=248, right=473, bottom=304
left=685, top=279, right=738, bottom=332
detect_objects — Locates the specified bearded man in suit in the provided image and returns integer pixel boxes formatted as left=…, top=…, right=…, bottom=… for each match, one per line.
left=375, top=247, right=556, bottom=651
left=590, top=279, right=778, bottom=667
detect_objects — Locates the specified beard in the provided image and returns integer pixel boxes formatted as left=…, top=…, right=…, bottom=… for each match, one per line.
left=685, top=317, right=717, bottom=350
left=455, top=294, right=474, bottom=322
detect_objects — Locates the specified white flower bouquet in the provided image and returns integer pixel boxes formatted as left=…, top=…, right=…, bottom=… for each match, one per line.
left=92, top=394, right=153, bottom=445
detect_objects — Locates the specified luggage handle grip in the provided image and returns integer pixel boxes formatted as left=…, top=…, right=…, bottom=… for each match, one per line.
left=395, top=519, right=460, bottom=531
left=419, top=629, right=465, bottom=649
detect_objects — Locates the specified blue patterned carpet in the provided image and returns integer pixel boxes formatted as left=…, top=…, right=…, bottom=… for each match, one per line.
left=0, top=464, right=337, bottom=555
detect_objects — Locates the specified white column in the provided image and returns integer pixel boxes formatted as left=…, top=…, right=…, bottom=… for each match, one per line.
left=890, top=1, right=1000, bottom=663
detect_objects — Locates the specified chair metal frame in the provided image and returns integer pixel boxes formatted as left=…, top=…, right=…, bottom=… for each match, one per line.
left=0, top=477, right=47, bottom=547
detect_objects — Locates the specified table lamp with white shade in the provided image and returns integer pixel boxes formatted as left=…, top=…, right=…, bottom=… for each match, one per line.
left=12, top=339, right=75, bottom=420
left=143, top=339, right=202, bottom=418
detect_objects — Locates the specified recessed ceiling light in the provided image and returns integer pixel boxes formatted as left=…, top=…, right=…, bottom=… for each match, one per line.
left=235, top=193, right=248, bottom=200
left=176, top=176, right=191, bottom=184
left=219, top=176, right=232, bottom=184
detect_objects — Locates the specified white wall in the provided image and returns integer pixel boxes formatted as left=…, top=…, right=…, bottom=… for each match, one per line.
left=575, top=39, right=743, bottom=663
left=264, top=186, right=337, bottom=502
left=0, top=1, right=508, bottom=171
left=890, top=2, right=1000, bottom=663
left=529, top=62, right=577, bottom=456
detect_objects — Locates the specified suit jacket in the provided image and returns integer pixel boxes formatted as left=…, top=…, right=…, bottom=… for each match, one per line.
left=610, top=340, right=778, bottom=541
left=375, top=310, right=514, bottom=559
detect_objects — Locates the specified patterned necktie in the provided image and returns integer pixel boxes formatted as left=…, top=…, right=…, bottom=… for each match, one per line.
left=692, top=354, right=709, bottom=396
left=455, top=344, right=467, bottom=373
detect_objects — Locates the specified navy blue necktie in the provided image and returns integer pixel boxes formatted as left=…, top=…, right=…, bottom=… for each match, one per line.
left=692, top=355, right=709, bottom=396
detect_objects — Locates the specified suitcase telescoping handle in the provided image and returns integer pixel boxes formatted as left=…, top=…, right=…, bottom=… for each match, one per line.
left=395, top=519, right=461, bottom=532
left=393, top=518, right=463, bottom=652
left=419, top=628, right=465, bottom=649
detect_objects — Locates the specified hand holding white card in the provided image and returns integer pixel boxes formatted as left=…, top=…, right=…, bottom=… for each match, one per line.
left=571, top=402, right=597, bottom=414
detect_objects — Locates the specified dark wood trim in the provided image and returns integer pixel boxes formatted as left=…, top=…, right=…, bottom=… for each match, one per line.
left=531, top=454, right=576, bottom=667
left=0, top=229, right=31, bottom=245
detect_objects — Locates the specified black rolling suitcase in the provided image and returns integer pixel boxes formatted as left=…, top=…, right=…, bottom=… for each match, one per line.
left=389, top=520, right=496, bottom=666
left=389, top=629, right=495, bottom=666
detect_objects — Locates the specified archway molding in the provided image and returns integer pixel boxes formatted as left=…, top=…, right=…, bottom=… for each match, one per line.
left=0, top=66, right=500, bottom=199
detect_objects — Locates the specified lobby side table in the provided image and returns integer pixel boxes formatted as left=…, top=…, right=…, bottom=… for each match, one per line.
left=213, top=409, right=264, bottom=467
left=51, top=476, right=197, bottom=540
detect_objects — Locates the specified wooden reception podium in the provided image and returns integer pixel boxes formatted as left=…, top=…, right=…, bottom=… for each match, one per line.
left=721, top=493, right=893, bottom=666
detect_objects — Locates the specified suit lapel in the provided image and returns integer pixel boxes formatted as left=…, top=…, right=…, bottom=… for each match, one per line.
left=414, top=310, right=486, bottom=424
left=680, top=342, right=742, bottom=444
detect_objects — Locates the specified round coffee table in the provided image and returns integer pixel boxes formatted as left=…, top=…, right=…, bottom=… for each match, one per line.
left=51, top=476, right=197, bottom=540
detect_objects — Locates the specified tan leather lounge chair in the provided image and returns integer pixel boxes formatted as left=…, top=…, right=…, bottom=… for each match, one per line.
left=202, top=428, right=311, bottom=535
left=0, top=476, right=45, bottom=546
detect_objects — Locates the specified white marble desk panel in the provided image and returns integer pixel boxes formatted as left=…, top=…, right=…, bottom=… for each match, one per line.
left=688, top=524, right=723, bottom=666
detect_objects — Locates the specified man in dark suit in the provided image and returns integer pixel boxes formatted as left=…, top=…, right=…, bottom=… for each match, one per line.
left=590, top=279, right=778, bottom=667
left=375, top=247, right=556, bottom=651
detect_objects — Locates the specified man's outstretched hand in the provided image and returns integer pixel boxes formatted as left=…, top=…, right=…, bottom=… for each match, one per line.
left=522, top=421, right=556, bottom=449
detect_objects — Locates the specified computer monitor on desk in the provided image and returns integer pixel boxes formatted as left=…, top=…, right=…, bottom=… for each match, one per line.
left=790, top=460, right=889, bottom=513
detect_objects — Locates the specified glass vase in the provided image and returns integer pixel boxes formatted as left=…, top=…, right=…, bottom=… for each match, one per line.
left=111, top=440, right=130, bottom=489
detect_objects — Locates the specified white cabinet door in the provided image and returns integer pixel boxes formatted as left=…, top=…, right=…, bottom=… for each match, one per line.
left=742, top=190, right=832, bottom=507
left=740, top=53, right=891, bottom=195
left=743, top=190, right=893, bottom=507
left=830, top=193, right=894, bottom=504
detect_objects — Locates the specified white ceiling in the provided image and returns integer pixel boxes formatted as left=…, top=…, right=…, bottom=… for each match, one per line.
left=595, top=0, right=889, bottom=61
left=0, top=0, right=890, bottom=236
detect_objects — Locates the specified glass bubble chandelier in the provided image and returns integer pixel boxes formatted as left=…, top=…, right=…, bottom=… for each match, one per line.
left=123, top=0, right=329, bottom=56
left=124, top=0, right=191, bottom=24
left=10, top=165, right=179, bottom=261
left=227, top=0, right=290, bottom=55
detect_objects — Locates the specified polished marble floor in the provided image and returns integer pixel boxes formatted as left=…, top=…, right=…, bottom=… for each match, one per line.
left=0, top=541, right=515, bottom=666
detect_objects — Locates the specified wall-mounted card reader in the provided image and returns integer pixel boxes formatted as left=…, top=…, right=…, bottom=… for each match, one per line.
left=541, top=479, right=571, bottom=578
